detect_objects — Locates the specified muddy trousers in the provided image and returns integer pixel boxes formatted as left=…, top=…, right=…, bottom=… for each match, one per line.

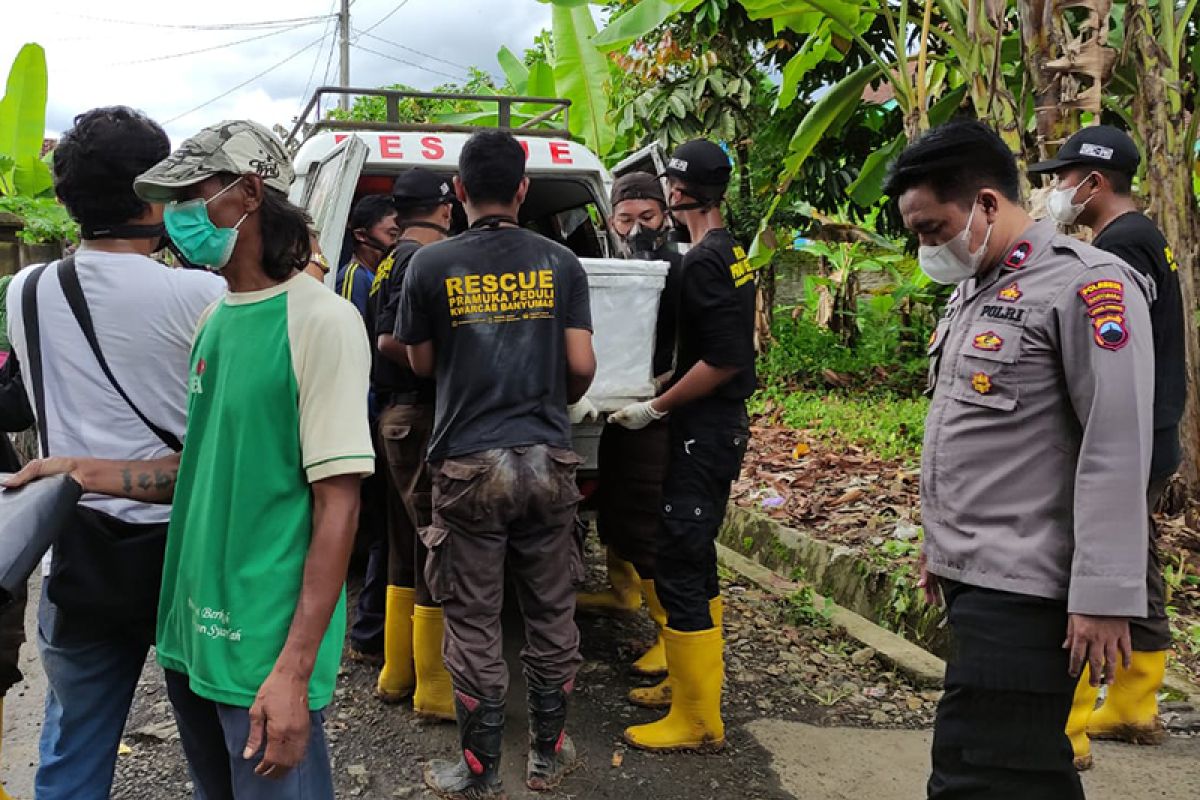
left=928, top=581, right=1084, bottom=800
left=596, top=419, right=670, bottom=579
left=379, top=402, right=436, bottom=603
left=655, top=399, right=749, bottom=633
left=427, top=446, right=584, bottom=698
left=1132, top=474, right=1171, bottom=652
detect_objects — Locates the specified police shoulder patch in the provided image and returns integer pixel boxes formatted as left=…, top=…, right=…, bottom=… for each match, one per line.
left=1092, top=313, right=1129, bottom=351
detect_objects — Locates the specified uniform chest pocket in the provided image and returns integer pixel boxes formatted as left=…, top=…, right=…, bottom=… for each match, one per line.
left=950, top=321, right=1024, bottom=411
left=925, top=318, right=952, bottom=395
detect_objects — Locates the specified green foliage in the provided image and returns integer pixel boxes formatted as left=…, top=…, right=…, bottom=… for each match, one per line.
left=782, top=586, right=835, bottom=628
left=0, top=43, right=51, bottom=198
left=0, top=195, right=78, bottom=244
left=545, top=1, right=617, bottom=155
left=753, top=387, right=927, bottom=461
left=327, top=69, right=499, bottom=125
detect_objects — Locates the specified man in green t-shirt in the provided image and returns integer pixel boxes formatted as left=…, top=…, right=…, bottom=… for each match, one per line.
left=8, top=121, right=374, bottom=799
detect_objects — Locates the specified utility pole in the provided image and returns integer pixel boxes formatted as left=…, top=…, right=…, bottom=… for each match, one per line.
left=338, top=0, right=350, bottom=112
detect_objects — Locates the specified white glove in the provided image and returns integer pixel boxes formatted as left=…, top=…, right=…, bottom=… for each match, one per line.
left=609, top=400, right=667, bottom=430
left=568, top=397, right=601, bottom=424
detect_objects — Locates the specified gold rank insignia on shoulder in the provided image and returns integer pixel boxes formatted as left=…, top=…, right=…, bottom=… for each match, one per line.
left=971, top=372, right=993, bottom=395
left=997, top=282, right=1022, bottom=302
left=972, top=331, right=1003, bottom=351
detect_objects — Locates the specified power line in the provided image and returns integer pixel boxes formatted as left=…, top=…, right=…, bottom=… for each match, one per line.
left=74, top=13, right=334, bottom=32
left=350, top=42, right=463, bottom=82
left=354, top=0, right=413, bottom=39
left=353, top=29, right=473, bottom=73
left=164, top=34, right=327, bottom=125
left=300, top=0, right=341, bottom=105
left=110, top=20, right=318, bottom=66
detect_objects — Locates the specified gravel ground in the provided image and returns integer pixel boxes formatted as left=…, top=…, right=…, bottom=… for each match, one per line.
left=109, top=540, right=939, bottom=799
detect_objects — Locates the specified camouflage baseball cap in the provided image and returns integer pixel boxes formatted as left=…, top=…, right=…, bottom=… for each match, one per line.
left=134, top=120, right=294, bottom=202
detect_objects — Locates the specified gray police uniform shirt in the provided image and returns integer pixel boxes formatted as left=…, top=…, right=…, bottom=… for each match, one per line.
left=922, top=220, right=1155, bottom=618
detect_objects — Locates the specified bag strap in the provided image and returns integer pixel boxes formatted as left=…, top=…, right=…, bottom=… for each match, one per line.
left=57, top=256, right=183, bottom=453
left=21, top=264, right=51, bottom=456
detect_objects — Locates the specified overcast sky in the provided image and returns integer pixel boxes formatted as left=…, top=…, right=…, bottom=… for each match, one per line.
left=1, top=0, right=567, bottom=143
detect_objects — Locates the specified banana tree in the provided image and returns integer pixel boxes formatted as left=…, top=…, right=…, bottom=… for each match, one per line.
left=0, top=43, right=52, bottom=198
left=538, top=0, right=618, bottom=156
left=1122, top=0, right=1200, bottom=492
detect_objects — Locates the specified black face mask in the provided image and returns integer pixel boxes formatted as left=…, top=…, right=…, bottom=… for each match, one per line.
left=618, top=224, right=669, bottom=258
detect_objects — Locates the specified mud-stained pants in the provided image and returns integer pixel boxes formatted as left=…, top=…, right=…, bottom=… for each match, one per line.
left=425, top=445, right=584, bottom=698
left=379, top=402, right=436, bottom=604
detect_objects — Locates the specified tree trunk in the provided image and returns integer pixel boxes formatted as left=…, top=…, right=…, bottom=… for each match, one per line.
left=1127, top=0, right=1200, bottom=493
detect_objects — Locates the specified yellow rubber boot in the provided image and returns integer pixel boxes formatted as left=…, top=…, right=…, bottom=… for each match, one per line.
left=630, top=596, right=723, bottom=709
left=631, top=581, right=668, bottom=677
left=624, top=624, right=725, bottom=752
left=412, top=605, right=456, bottom=722
left=576, top=549, right=642, bottom=614
left=1087, top=650, right=1168, bottom=745
left=1066, top=667, right=1099, bottom=771
left=1, top=698, right=16, bottom=800
left=376, top=586, right=416, bottom=703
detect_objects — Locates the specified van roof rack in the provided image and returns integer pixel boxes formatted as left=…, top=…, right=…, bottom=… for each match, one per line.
left=287, top=87, right=573, bottom=146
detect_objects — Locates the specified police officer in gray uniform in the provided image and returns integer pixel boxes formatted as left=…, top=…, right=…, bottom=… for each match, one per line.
left=885, top=120, right=1155, bottom=799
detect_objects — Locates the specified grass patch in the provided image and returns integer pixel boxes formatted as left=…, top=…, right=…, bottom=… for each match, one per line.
left=753, top=387, right=928, bottom=462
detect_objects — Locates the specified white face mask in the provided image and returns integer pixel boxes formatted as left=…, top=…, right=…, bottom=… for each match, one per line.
left=1047, top=173, right=1097, bottom=225
left=917, top=200, right=993, bottom=285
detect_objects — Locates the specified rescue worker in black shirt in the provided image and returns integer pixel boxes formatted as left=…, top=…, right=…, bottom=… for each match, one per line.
left=370, top=168, right=457, bottom=723
left=580, top=172, right=684, bottom=695
left=398, top=131, right=595, bottom=798
left=343, top=195, right=401, bottom=664
left=610, top=140, right=755, bottom=752
left=1029, top=125, right=1187, bottom=769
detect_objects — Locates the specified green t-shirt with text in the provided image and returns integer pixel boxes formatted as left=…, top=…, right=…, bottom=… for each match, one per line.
left=156, top=273, right=374, bottom=709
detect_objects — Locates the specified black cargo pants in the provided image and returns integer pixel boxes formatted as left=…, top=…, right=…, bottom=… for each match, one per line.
left=655, top=398, right=749, bottom=633
left=1133, top=473, right=1171, bottom=652
left=928, top=581, right=1084, bottom=800
left=596, top=418, right=670, bottom=579
left=424, top=445, right=584, bottom=699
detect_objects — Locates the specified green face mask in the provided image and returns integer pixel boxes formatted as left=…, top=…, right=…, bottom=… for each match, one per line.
left=163, top=178, right=248, bottom=271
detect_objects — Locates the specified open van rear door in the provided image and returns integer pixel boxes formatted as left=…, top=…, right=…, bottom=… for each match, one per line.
left=610, top=142, right=670, bottom=196
left=299, top=134, right=368, bottom=289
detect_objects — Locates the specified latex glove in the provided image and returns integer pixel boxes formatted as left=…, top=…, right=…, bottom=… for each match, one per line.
left=568, top=397, right=601, bottom=424
left=609, top=400, right=667, bottom=430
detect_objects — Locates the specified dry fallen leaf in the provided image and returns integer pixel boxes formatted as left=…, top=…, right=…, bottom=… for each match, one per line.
left=792, top=442, right=811, bottom=459
left=611, top=751, right=624, bottom=768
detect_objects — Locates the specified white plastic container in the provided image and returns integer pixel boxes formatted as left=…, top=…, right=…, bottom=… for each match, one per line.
left=580, top=258, right=670, bottom=412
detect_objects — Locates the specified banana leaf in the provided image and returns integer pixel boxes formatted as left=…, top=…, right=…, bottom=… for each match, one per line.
left=0, top=43, right=49, bottom=197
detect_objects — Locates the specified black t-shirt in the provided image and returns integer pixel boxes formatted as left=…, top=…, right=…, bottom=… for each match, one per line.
left=672, top=228, right=757, bottom=400
left=651, top=246, right=684, bottom=378
left=372, top=239, right=435, bottom=403
left=1093, top=212, right=1187, bottom=476
left=397, top=227, right=592, bottom=461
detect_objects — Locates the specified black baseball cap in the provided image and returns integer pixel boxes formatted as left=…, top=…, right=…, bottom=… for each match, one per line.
left=611, top=171, right=666, bottom=207
left=661, top=139, right=732, bottom=189
left=392, top=168, right=455, bottom=208
left=1027, top=125, right=1140, bottom=176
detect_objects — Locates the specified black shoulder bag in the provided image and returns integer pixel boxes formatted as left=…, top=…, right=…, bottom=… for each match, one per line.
left=24, top=256, right=178, bottom=636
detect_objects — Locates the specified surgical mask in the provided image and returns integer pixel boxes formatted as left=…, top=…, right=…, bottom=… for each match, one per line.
left=163, top=178, right=248, bottom=271
left=617, top=223, right=668, bottom=258
left=1047, top=174, right=1096, bottom=225
left=917, top=201, right=993, bottom=285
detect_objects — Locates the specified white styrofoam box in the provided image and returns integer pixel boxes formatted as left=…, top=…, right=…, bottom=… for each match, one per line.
left=581, top=258, right=669, bottom=413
